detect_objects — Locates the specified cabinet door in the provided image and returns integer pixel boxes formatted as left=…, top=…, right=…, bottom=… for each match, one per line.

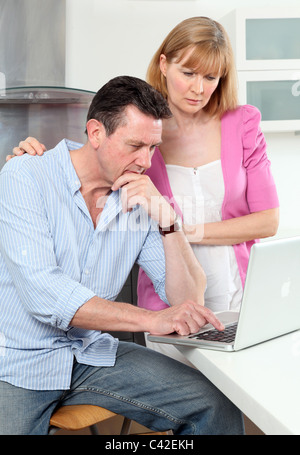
left=247, top=80, right=299, bottom=121
left=246, top=18, right=300, bottom=62
left=238, top=71, right=300, bottom=132
left=221, top=9, right=300, bottom=70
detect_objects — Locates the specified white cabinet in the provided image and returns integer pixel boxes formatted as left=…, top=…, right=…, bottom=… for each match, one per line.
left=221, top=8, right=300, bottom=71
left=221, top=8, right=300, bottom=132
left=238, top=71, right=300, bottom=133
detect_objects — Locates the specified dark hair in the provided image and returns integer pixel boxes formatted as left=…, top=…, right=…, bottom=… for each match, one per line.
left=86, top=75, right=172, bottom=135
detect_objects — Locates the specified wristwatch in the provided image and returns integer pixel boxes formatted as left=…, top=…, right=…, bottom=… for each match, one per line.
left=159, top=213, right=182, bottom=236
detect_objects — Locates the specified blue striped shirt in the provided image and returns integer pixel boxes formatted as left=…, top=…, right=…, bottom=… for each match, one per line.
left=0, top=139, right=167, bottom=390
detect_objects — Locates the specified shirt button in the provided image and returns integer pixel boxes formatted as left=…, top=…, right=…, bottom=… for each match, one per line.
left=85, top=269, right=90, bottom=275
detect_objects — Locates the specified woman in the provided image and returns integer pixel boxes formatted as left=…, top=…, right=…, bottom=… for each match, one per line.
left=138, top=16, right=279, bottom=309
left=137, top=17, right=279, bottom=361
left=11, top=17, right=279, bottom=363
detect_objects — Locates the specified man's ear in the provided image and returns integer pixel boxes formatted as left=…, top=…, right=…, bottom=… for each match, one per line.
left=86, top=119, right=106, bottom=148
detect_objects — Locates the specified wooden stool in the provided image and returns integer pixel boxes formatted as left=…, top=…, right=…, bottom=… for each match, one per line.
left=49, top=404, right=132, bottom=435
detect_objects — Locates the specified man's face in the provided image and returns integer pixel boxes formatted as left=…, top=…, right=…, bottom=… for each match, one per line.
left=97, top=105, right=162, bottom=186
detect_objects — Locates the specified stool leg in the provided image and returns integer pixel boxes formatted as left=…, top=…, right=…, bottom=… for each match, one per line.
left=89, top=424, right=100, bottom=435
left=120, top=417, right=132, bottom=435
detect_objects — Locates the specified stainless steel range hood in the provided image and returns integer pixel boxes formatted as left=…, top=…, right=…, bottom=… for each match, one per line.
left=0, top=0, right=66, bottom=89
left=0, top=0, right=96, bottom=168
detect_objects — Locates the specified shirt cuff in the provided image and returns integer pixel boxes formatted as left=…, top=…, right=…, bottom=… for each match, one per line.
left=51, top=282, right=96, bottom=331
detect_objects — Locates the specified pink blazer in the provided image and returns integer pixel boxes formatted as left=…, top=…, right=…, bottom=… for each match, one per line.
left=138, top=105, right=280, bottom=311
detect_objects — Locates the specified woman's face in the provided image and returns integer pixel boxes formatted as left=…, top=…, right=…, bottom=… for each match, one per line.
left=160, top=48, right=220, bottom=115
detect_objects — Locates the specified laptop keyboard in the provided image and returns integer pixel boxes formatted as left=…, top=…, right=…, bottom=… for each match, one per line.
left=189, top=323, right=238, bottom=343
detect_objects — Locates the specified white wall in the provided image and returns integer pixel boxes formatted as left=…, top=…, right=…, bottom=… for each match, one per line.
left=65, top=0, right=300, bottom=239
left=265, top=133, right=300, bottom=238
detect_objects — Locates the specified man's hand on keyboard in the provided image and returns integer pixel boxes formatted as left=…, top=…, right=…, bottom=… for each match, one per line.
left=148, top=300, right=225, bottom=336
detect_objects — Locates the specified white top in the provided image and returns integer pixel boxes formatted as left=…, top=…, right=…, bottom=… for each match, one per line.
left=166, top=160, right=242, bottom=311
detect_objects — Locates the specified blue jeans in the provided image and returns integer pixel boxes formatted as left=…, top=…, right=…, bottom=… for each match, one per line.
left=0, top=341, right=244, bottom=435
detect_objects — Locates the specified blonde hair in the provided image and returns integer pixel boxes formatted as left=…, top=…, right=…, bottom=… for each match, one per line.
left=146, top=17, right=238, bottom=118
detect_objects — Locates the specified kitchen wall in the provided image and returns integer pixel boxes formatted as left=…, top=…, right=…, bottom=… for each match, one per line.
left=64, top=0, right=300, bottom=239
left=65, top=0, right=300, bottom=90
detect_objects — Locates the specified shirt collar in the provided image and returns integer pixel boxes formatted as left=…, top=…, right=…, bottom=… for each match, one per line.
left=56, top=138, right=83, bottom=196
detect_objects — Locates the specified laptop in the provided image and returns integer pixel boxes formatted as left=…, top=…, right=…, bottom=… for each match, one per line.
left=148, top=236, right=300, bottom=351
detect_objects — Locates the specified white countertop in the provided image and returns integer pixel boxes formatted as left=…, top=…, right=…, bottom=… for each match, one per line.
left=177, top=330, right=300, bottom=435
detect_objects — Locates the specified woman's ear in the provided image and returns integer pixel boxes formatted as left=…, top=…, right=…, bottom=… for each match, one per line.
left=86, top=119, right=106, bottom=148
left=159, top=54, right=168, bottom=77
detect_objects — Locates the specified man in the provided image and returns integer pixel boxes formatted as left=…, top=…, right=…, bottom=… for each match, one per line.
left=0, top=76, right=243, bottom=435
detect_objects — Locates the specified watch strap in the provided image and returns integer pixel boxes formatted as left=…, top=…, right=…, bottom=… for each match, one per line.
left=159, top=214, right=182, bottom=236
